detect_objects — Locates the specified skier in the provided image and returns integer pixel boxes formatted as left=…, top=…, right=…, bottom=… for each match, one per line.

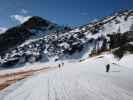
left=106, top=64, right=110, bottom=72
left=62, top=62, right=64, bottom=66
left=58, top=64, right=61, bottom=68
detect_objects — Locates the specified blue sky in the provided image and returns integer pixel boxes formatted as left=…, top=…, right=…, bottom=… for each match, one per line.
left=0, top=0, right=133, bottom=28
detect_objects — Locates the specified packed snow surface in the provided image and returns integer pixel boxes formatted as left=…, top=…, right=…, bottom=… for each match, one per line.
left=0, top=54, right=133, bottom=100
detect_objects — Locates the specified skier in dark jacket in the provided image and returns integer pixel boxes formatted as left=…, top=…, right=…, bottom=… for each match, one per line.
left=106, top=64, right=110, bottom=72
left=58, top=64, right=61, bottom=68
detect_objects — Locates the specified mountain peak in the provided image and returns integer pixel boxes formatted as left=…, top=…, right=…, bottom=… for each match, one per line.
left=0, top=9, right=133, bottom=67
left=22, top=16, right=56, bottom=30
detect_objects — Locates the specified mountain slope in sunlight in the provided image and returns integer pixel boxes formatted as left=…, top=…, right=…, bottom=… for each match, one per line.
left=0, top=10, right=133, bottom=67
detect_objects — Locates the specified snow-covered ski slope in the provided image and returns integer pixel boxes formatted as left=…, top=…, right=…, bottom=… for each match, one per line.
left=0, top=54, right=133, bottom=100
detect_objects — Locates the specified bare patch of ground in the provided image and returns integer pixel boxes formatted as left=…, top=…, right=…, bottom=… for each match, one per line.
left=0, top=66, right=57, bottom=90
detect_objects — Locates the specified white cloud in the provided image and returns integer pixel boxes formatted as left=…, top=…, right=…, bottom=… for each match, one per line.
left=21, top=9, right=28, bottom=14
left=0, top=27, right=7, bottom=34
left=10, top=14, right=31, bottom=24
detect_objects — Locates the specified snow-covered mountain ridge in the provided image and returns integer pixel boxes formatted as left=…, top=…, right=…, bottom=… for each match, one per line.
left=0, top=10, right=133, bottom=67
left=0, top=16, right=70, bottom=55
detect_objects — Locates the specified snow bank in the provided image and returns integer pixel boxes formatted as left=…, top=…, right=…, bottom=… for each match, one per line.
left=0, top=61, right=59, bottom=75
left=119, top=54, right=133, bottom=68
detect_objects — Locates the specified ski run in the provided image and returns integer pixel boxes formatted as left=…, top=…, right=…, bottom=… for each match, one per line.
left=0, top=54, right=133, bottom=100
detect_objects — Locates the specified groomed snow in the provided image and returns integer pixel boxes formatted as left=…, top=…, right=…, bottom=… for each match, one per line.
left=0, top=54, right=133, bottom=100
left=119, top=54, right=133, bottom=68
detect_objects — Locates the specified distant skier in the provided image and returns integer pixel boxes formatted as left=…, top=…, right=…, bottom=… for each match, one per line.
left=106, top=64, right=110, bottom=72
left=62, top=62, right=64, bottom=66
left=58, top=64, right=61, bottom=68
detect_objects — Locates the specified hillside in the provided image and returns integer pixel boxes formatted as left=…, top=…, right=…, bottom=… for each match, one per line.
left=0, top=10, right=133, bottom=67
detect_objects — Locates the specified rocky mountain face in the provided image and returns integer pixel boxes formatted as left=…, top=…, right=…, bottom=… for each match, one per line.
left=0, top=10, right=133, bottom=67
left=0, top=16, right=70, bottom=61
left=0, top=27, right=32, bottom=55
left=22, top=16, right=70, bottom=36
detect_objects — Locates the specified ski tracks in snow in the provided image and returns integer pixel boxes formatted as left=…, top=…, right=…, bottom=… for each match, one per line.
left=1, top=61, right=133, bottom=100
